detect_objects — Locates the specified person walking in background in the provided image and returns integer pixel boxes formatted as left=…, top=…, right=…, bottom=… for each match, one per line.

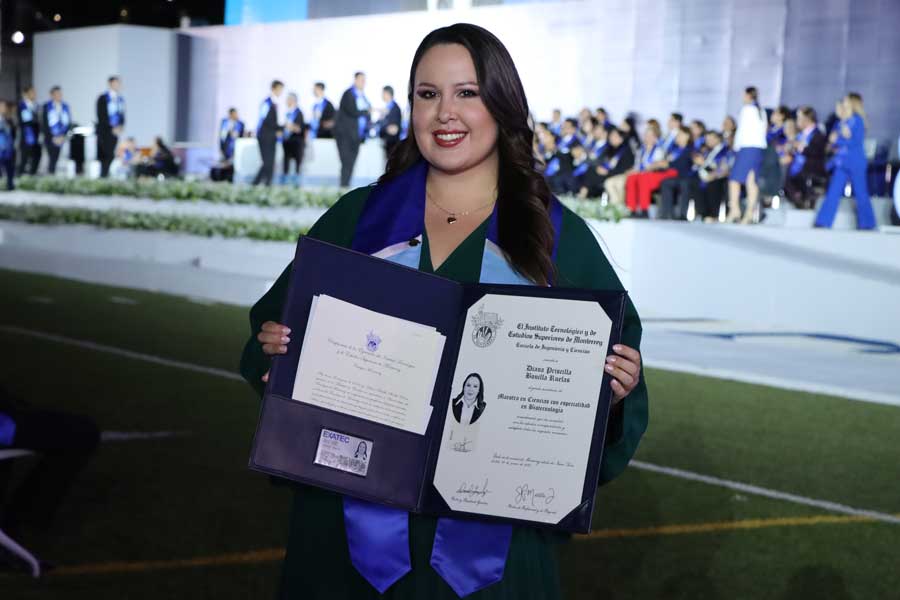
left=253, top=80, right=284, bottom=186
left=42, top=86, right=72, bottom=175
left=0, top=101, right=17, bottom=190
left=96, top=76, right=125, bottom=178
left=282, top=92, right=306, bottom=185
left=728, top=86, right=767, bottom=224
left=16, top=86, right=41, bottom=176
left=309, top=82, right=336, bottom=139
left=814, top=93, right=876, bottom=230
left=378, top=85, right=403, bottom=161
left=334, top=72, right=371, bottom=187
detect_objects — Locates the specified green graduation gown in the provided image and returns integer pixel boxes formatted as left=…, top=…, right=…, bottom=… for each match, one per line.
left=239, top=186, right=649, bottom=599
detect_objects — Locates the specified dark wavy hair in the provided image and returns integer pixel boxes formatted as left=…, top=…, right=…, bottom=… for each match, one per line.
left=378, top=23, right=555, bottom=285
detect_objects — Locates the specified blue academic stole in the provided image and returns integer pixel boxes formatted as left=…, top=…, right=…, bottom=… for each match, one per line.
left=544, top=154, right=561, bottom=177
left=591, top=140, right=607, bottom=160
left=220, top=118, right=240, bottom=157
left=310, top=99, right=326, bottom=137
left=258, top=98, right=277, bottom=135
left=603, top=146, right=625, bottom=170
left=573, top=160, right=589, bottom=178
left=18, top=100, right=37, bottom=146
left=558, top=134, right=576, bottom=153
left=0, top=119, right=13, bottom=159
left=789, top=128, right=815, bottom=177
left=344, top=160, right=563, bottom=595
left=106, top=92, right=124, bottom=127
left=284, top=108, right=300, bottom=139
left=639, top=142, right=660, bottom=171
left=45, top=102, right=71, bottom=140
left=352, top=88, right=370, bottom=139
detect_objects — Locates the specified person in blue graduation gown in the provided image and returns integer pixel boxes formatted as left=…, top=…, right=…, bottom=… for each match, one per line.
left=814, top=93, right=877, bottom=230
left=96, top=76, right=125, bottom=178
left=253, top=80, right=284, bottom=186
left=0, top=101, right=17, bottom=190
left=219, top=108, right=245, bottom=162
left=240, top=23, right=647, bottom=600
left=16, top=86, right=41, bottom=176
left=309, top=82, right=336, bottom=139
left=282, top=92, right=306, bottom=185
left=334, top=72, right=372, bottom=187
left=41, top=86, right=72, bottom=174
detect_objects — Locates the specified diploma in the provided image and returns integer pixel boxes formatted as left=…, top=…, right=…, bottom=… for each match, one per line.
left=433, top=295, right=611, bottom=523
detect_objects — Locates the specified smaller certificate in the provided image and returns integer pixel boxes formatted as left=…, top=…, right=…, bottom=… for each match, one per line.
left=250, top=237, right=626, bottom=533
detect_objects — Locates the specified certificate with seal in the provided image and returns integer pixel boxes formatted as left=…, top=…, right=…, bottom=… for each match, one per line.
left=250, top=237, right=626, bottom=533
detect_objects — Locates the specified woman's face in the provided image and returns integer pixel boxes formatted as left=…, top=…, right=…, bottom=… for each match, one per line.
left=722, top=117, right=736, bottom=132
left=412, top=43, right=499, bottom=176
left=463, top=376, right=480, bottom=401
left=676, top=130, right=690, bottom=147
left=771, top=111, right=784, bottom=127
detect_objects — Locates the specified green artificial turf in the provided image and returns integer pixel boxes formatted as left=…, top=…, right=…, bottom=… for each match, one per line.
left=1, top=268, right=898, bottom=599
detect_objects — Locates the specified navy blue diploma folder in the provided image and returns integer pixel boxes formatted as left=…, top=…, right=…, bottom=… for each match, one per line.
left=249, top=236, right=626, bottom=534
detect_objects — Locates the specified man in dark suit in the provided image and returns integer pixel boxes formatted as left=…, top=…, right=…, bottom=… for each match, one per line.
left=334, top=72, right=371, bottom=187
left=378, top=85, right=402, bottom=161
left=16, top=86, right=41, bottom=176
left=309, top=82, right=336, bottom=139
left=42, top=86, right=72, bottom=175
left=282, top=92, right=305, bottom=185
left=784, top=106, right=827, bottom=209
left=96, top=76, right=125, bottom=178
left=253, top=79, right=284, bottom=186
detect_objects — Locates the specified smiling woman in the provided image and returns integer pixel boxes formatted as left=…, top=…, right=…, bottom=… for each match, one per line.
left=240, top=22, right=648, bottom=600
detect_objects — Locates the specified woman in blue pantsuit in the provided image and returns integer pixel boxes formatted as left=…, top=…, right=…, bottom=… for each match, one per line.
left=814, top=93, right=877, bottom=230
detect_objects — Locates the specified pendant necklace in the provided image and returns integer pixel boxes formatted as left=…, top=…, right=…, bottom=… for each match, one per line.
left=427, top=191, right=496, bottom=224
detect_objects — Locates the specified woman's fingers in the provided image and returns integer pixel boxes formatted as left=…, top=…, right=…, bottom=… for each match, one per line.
left=605, top=363, right=636, bottom=389
left=261, top=343, right=288, bottom=356
left=262, top=370, right=270, bottom=383
left=613, top=344, right=641, bottom=365
left=610, top=378, right=627, bottom=403
left=258, top=321, right=291, bottom=355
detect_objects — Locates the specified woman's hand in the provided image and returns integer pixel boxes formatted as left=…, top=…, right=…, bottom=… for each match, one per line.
left=605, top=344, right=641, bottom=403
left=257, top=321, right=291, bottom=382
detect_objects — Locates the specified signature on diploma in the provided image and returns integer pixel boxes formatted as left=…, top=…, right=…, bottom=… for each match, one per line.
left=456, top=478, right=491, bottom=497
left=452, top=438, right=473, bottom=453
left=513, top=483, right=556, bottom=507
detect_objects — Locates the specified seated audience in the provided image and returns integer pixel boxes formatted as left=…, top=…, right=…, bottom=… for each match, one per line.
left=662, top=112, right=684, bottom=154
left=657, top=126, right=700, bottom=219
left=721, top=115, right=737, bottom=148
left=135, top=137, right=178, bottom=178
left=578, top=127, right=634, bottom=199
left=689, top=119, right=707, bottom=153
left=783, top=106, right=827, bottom=209
left=605, top=121, right=664, bottom=210
left=693, top=130, right=731, bottom=222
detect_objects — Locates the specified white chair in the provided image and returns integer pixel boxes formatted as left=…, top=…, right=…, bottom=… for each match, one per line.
left=0, top=449, right=41, bottom=577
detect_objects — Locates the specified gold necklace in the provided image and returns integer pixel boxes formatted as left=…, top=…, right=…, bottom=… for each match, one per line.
left=426, top=191, right=496, bottom=224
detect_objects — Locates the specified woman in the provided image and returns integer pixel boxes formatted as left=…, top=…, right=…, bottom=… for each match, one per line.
left=451, top=373, right=486, bottom=425
left=814, top=93, right=877, bottom=230
left=604, top=122, right=664, bottom=210
left=728, top=86, right=768, bottom=224
left=240, top=23, right=648, bottom=600
left=578, top=128, right=634, bottom=200
left=624, top=125, right=691, bottom=218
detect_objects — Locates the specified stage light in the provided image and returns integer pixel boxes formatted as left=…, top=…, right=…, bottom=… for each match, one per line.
left=11, top=31, right=25, bottom=45
left=120, top=8, right=129, bottom=18
left=54, top=13, right=62, bottom=22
